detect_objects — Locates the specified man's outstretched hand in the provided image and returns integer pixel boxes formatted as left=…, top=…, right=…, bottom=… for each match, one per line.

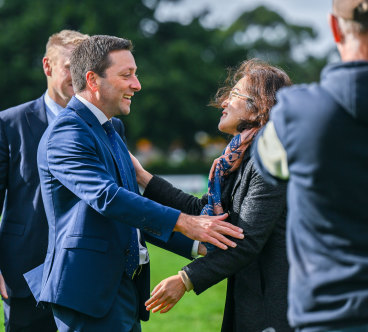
left=145, top=275, right=185, bottom=314
left=174, top=213, right=243, bottom=250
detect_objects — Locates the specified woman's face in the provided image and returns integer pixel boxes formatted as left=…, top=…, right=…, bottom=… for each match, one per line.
left=218, top=77, right=250, bottom=136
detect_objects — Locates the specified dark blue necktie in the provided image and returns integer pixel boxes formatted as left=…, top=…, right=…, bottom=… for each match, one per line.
left=102, top=121, right=139, bottom=279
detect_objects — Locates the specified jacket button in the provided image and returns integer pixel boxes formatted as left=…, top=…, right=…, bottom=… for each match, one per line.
left=125, top=249, right=130, bottom=255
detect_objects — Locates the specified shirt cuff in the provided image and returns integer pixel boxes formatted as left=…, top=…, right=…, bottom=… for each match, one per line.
left=191, top=240, right=200, bottom=258
left=178, top=270, right=193, bottom=292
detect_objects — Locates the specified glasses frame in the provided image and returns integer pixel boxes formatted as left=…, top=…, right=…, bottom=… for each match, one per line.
left=229, top=90, right=253, bottom=102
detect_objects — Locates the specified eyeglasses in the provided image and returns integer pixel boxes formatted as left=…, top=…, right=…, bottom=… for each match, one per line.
left=229, top=90, right=253, bottom=102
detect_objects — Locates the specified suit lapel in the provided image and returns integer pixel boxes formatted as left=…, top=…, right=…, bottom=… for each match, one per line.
left=25, top=96, right=48, bottom=144
left=68, top=97, right=130, bottom=188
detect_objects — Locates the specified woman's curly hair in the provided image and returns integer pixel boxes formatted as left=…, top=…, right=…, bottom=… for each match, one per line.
left=210, top=58, right=292, bottom=132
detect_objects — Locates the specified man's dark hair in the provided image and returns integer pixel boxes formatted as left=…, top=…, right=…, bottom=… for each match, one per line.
left=70, top=35, right=133, bottom=92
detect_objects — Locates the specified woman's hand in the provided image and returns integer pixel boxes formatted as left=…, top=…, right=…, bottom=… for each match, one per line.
left=129, top=152, right=153, bottom=188
left=145, top=275, right=186, bottom=313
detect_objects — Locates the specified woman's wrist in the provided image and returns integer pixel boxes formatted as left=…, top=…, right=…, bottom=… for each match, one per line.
left=178, top=270, right=193, bottom=292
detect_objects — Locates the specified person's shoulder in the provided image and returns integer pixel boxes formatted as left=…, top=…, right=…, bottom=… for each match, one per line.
left=272, top=82, right=326, bottom=124
left=50, top=107, right=83, bottom=130
left=47, top=108, right=93, bottom=143
left=111, top=116, right=123, bottom=125
left=277, top=82, right=321, bottom=105
left=0, top=96, right=44, bottom=121
left=111, top=116, right=124, bottom=128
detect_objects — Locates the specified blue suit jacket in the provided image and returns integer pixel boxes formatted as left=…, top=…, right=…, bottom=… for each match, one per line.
left=29, top=97, right=193, bottom=320
left=0, top=95, right=126, bottom=298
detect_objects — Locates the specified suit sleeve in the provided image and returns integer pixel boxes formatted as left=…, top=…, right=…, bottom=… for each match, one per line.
left=43, top=115, right=180, bottom=243
left=144, top=232, right=195, bottom=260
left=143, top=175, right=207, bottom=215
left=143, top=176, right=206, bottom=259
left=0, top=117, right=8, bottom=213
left=183, top=162, right=287, bottom=294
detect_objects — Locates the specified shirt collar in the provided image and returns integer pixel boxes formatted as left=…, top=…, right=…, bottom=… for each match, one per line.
left=75, top=94, right=109, bottom=125
left=44, top=90, right=65, bottom=117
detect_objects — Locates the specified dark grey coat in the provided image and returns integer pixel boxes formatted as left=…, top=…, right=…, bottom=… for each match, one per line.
left=144, top=150, right=291, bottom=332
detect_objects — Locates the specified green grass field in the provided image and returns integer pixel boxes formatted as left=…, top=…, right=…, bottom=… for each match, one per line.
left=143, top=244, right=226, bottom=331
left=0, top=243, right=226, bottom=331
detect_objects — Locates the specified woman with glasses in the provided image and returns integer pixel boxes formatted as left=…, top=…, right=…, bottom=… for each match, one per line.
left=131, top=59, right=292, bottom=332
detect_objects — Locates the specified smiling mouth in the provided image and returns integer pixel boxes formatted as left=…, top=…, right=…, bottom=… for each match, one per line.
left=123, top=95, right=132, bottom=100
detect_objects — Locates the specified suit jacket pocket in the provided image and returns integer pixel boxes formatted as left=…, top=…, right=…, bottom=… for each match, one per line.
left=63, top=236, right=109, bottom=253
left=1, top=221, right=25, bottom=236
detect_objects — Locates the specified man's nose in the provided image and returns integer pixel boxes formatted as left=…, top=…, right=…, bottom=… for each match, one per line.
left=131, top=76, right=141, bottom=91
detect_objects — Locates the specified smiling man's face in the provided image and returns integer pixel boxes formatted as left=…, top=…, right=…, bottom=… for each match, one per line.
left=96, top=50, right=141, bottom=119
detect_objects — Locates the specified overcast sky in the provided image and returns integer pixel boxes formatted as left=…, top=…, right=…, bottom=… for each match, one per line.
left=156, top=0, right=336, bottom=57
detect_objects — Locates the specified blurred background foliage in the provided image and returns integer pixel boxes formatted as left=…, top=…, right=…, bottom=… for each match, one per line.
left=0, top=0, right=334, bottom=174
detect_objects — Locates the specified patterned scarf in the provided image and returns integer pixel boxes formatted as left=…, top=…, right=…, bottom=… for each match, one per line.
left=201, top=128, right=259, bottom=216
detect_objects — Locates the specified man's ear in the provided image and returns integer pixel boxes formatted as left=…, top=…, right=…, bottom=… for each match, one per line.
left=86, top=71, right=99, bottom=92
left=329, top=13, right=344, bottom=43
left=43, top=57, right=52, bottom=77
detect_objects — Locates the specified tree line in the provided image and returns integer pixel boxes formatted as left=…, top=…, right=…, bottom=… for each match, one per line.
left=0, top=0, right=333, bottom=172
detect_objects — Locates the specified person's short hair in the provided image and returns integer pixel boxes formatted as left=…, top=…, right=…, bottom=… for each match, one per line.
left=70, top=35, right=133, bottom=92
left=338, top=16, right=368, bottom=34
left=333, top=0, right=368, bottom=33
left=211, top=58, right=292, bottom=132
left=45, top=30, right=89, bottom=61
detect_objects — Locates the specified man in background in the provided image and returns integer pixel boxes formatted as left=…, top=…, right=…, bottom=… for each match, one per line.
left=253, top=0, right=368, bottom=331
left=0, top=29, right=94, bottom=332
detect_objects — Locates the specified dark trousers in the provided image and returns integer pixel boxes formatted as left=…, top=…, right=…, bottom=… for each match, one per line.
left=51, top=277, right=141, bottom=332
left=2, top=295, right=57, bottom=332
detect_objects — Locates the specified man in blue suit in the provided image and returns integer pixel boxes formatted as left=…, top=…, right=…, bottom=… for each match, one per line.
left=0, top=30, right=92, bottom=331
left=28, top=35, right=243, bottom=332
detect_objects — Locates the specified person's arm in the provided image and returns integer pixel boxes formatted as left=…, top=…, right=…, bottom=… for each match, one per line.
left=130, top=152, right=208, bottom=258
left=184, top=163, right=287, bottom=292
left=144, top=176, right=207, bottom=216
left=130, top=152, right=207, bottom=215
left=45, top=116, right=243, bottom=250
left=145, top=161, right=287, bottom=313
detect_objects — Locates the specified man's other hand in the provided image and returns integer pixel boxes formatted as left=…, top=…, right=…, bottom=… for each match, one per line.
left=174, top=213, right=244, bottom=250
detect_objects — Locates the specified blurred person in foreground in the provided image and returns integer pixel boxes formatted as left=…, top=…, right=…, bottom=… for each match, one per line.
left=25, top=35, right=244, bottom=332
left=252, top=1, right=368, bottom=331
left=0, top=29, right=89, bottom=332
left=132, top=58, right=292, bottom=332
